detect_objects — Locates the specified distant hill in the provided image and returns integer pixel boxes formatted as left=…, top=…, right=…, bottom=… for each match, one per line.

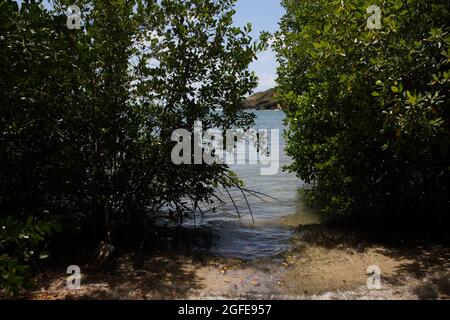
left=242, top=88, right=282, bottom=110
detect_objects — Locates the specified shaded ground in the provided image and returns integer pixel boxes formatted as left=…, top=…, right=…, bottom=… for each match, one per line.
left=25, top=252, right=286, bottom=300
left=10, top=223, right=450, bottom=300
left=282, top=223, right=450, bottom=299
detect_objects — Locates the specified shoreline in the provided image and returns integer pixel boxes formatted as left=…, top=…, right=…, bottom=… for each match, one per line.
left=13, top=222, right=450, bottom=300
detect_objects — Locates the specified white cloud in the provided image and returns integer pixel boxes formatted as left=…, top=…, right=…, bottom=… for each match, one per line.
left=256, top=73, right=276, bottom=92
left=250, top=48, right=277, bottom=92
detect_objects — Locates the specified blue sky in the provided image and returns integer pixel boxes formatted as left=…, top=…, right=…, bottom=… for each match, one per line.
left=234, top=0, right=284, bottom=92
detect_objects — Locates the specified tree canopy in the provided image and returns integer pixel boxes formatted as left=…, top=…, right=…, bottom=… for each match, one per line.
left=0, top=0, right=263, bottom=294
left=275, top=0, right=450, bottom=219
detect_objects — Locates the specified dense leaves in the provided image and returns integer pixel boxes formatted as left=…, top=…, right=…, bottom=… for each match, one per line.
left=275, top=0, right=450, bottom=219
left=0, top=0, right=261, bottom=294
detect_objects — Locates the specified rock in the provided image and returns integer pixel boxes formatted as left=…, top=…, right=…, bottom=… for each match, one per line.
left=242, top=88, right=282, bottom=110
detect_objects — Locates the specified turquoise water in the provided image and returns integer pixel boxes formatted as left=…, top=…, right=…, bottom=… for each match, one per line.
left=188, top=111, right=324, bottom=259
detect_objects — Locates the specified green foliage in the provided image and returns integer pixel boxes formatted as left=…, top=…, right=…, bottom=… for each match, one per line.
left=0, top=0, right=260, bottom=294
left=275, top=0, right=450, bottom=219
left=0, top=214, right=60, bottom=295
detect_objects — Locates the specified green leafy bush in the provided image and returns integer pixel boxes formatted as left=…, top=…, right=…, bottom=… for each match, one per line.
left=0, top=214, right=60, bottom=296
left=275, top=0, right=450, bottom=220
left=1, top=0, right=262, bottom=294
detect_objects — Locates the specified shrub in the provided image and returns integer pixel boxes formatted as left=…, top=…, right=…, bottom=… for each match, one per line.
left=275, top=0, right=450, bottom=220
left=0, top=0, right=262, bottom=293
left=0, top=214, right=60, bottom=296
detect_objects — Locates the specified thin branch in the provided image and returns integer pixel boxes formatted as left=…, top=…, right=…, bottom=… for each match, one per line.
left=240, top=187, right=281, bottom=202
left=223, top=185, right=241, bottom=219
left=238, top=185, right=255, bottom=224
